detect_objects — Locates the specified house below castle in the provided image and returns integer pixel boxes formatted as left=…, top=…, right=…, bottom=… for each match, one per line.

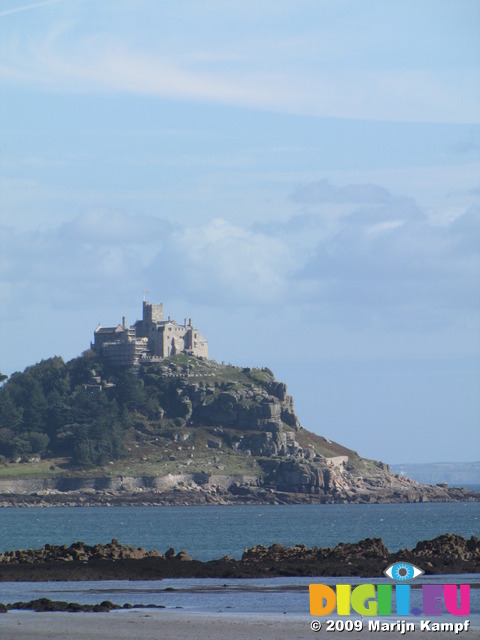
left=92, top=301, right=208, bottom=367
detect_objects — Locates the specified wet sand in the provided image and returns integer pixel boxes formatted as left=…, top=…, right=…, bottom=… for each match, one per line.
left=1, top=611, right=479, bottom=640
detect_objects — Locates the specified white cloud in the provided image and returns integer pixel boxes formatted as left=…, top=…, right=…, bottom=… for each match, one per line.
left=0, top=210, right=171, bottom=319
left=365, top=220, right=405, bottom=236
left=1, top=180, right=478, bottom=348
left=295, top=200, right=479, bottom=331
left=153, top=219, right=296, bottom=305
left=1, top=5, right=479, bottom=123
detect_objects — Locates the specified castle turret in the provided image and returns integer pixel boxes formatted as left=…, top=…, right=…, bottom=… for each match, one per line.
left=143, top=301, right=164, bottom=324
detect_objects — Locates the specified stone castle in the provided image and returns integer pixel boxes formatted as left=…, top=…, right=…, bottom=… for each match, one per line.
left=92, top=301, right=208, bottom=367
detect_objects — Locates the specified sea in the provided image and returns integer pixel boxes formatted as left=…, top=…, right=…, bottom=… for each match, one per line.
left=0, top=503, right=479, bottom=624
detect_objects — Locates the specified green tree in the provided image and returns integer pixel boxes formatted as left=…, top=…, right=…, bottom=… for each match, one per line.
left=113, top=371, right=147, bottom=412
left=26, top=431, right=50, bottom=455
left=20, top=376, right=48, bottom=433
left=0, top=390, right=23, bottom=430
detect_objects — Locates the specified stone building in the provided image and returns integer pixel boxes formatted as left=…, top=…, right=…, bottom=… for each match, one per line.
left=93, top=301, right=208, bottom=367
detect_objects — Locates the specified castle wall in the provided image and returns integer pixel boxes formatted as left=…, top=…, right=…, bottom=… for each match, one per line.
left=93, top=301, right=208, bottom=365
left=191, top=329, right=208, bottom=358
left=99, top=331, right=148, bottom=367
left=93, top=325, right=124, bottom=349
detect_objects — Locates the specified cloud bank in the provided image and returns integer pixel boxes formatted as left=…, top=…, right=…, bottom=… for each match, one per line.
left=2, top=181, right=478, bottom=344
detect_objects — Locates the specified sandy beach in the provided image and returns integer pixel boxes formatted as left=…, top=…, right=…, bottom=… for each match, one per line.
left=1, top=611, right=479, bottom=640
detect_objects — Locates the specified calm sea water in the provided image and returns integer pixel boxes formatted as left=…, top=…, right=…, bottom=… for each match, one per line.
left=0, top=504, right=478, bottom=623
left=0, top=503, right=478, bottom=559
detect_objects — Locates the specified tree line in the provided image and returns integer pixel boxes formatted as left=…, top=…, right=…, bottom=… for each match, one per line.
left=0, top=353, right=148, bottom=468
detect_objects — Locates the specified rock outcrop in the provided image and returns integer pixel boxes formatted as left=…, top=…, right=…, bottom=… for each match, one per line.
left=0, top=535, right=478, bottom=581
left=0, top=539, right=162, bottom=565
left=1, top=598, right=165, bottom=612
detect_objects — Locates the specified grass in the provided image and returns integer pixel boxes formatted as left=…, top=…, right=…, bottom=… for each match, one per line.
left=0, top=432, right=264, bottom=480
left=0, top=457, right=72, bottom=479
left=150, top=355, right=275, bottom=388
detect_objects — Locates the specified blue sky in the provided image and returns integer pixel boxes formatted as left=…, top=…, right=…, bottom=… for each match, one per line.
left=1, top=0, right=479, bottom=464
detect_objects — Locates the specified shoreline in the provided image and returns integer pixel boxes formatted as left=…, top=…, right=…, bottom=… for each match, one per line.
left=1, top=610, right=479, bottom=640
left=0, top=484, right=479, bottom=508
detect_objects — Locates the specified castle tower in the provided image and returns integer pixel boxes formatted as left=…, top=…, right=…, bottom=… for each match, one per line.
left=143, top=301, right=164, bottom=324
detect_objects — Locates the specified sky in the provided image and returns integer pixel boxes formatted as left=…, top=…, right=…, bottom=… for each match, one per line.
left=0, top=0, right=479, bottom=465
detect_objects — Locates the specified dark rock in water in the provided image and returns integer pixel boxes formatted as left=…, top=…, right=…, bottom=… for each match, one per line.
left=392, top=533, right=480, bottom=571
left=9, top=598, right=70, bottom=612
left=93, top=600, right=121, bottom=612
left=0, top=540, right=164, bottom=567
left=0, top=534, right=478, bottom=581
left=327, top=537, right=390, bottom=562
left=7, top=598, right=123, bottom=613
left=412, top=533, right=479, bottom=562
left=5, top=598, right=166, bottom=612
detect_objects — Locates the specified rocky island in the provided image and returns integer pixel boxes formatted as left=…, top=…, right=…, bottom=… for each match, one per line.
left=0, top=302, right=478, bottom=506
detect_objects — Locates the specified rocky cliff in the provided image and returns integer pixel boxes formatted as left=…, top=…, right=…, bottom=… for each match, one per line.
left=0, top=354, right=478, bottom=505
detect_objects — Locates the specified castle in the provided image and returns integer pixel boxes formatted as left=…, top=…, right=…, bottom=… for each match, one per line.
left=92, top=301, right=208, bottom=367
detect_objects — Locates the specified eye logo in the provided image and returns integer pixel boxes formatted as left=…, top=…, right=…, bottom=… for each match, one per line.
left=383, top=562, right=424, bottom=582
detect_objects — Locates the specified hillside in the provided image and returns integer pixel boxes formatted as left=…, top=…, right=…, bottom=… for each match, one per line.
left=0, top=353, right=477, bottom=505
